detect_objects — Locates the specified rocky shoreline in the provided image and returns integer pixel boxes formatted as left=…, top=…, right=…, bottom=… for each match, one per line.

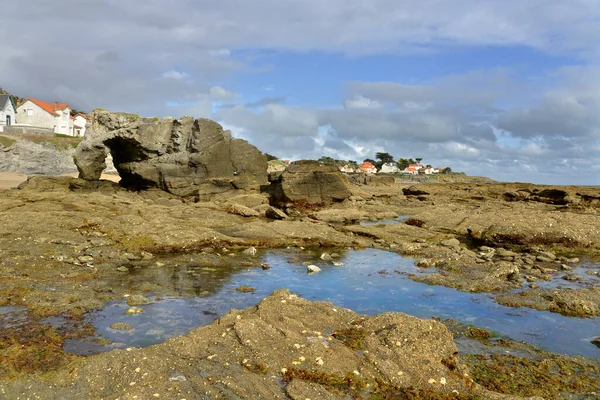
left=0, top=112, right=599, bottom=399
left=0, top=174, right=599, bottom=398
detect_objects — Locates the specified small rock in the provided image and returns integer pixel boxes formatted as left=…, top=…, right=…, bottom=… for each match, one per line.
left=592, top=337, right=600, bottom=348
left=559, top=264, right=573, bottom=271
left=522, top=255, right=536, bottom=265
left=537, top=251, right=557, bottom=261
left=441, top=238, right=460, bottom=248
left=496, top=248, right=517, bottom=258
left=123, top=252, right=141, bottom=261
left=332, top=261, right=344, bottom=266
left=265, top=206, right=288, bottom=220
left=320, top=253, right=333, bottom=261
left=127, top=294, right=151, bottom=306
left=536, top=255, right=554, bottom=263
left=116, top=266, right=129, bottom=273
left=77, top=255, right=94, bottom=263
left=235, top=285, right=256, bottom=293
left=416, top=259, right=433, bottom=268
left=562, top=274, right=580, bottom=282
left=125, top=307, right=144, bottom=315
left=567, top=257, right=580, bottom=264
left=243, top=247, right=258, bottom=256
left=202, top=247, right=215, bottom=254
left=307, top=265, right=321, bottom=274
left=228, top=203, right=260, bottom=217
left=110, top=322, right=134, bottom=331
left=524, top=275, right=538, bottom=282
left=260, top=263, right=271, bottom=270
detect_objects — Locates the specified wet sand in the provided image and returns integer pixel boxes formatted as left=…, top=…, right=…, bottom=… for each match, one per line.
left=0, top=172, right=120, bottom=189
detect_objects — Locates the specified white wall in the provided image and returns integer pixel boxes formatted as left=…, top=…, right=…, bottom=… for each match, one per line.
left=16, top=100, right=75, bottom=135
left=0, top=98, right=16, bottom=127
left=74, top=115, right=87, bottom=136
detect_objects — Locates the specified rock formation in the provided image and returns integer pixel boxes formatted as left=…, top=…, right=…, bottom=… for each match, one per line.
left=0, top=136, right=77, bottom=175
left=268, top=160, right=352, bottom=205
left=74, top=110, right=268, bottom=197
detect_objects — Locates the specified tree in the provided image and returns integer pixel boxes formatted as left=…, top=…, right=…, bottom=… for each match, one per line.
left=416, top=157, right=423, bottom=164
left=442, top=167, right=452, bottom=174
left=264, top=153, right=279, bottom=161
left=363, top=158, right=376, bottom=164
left=375, top=152, right=394, bottom=164
left=319, top=156, right=335, bottom=166
left=396, top=158, right=415, bottom=170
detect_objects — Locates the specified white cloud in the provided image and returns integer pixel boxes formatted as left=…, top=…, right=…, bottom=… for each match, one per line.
left=161, top=70, right=190, bottom=80
left=344, top=95, right=382, bottom=109
left=209, top=86, right=240, bottom=101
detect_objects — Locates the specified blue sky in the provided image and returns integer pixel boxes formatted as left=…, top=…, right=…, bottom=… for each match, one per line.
left=1, top=0, right=599, bottom=184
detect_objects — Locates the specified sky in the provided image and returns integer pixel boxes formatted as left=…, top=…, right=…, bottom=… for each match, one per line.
left=1, top=0, right=599, bottom=185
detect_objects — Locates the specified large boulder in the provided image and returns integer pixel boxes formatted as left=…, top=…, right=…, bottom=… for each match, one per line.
left=73, top=110, right=268, bottom=197
left=268, top=160, right=352, bottom=206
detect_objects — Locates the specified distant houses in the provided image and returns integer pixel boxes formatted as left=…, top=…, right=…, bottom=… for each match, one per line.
left=359, top=161, right=377, bottom=174
left=400, top=163, right=440, bottom=175
left=379, top=162, right=398, bottom=173
left=16, top=98, right=80, bottom=136
left=0, top=95, right=17, bottom=131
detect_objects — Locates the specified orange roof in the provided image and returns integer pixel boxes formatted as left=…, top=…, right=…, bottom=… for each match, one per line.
left=28, top=98, right=69, bottom=116
left=361, top=161, right=374, bottom=168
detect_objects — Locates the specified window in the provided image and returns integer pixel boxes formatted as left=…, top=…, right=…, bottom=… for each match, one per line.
left=27, top=109, right=33, bottom=116
left=63, top=112, right=68, bottom=120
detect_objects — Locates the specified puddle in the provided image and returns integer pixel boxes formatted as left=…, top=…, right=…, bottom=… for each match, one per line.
left=524, top=263, right=600, bottom=290
left=65, top=248, right=600, bottom=358
left=359, top=215, right=410, bottom=226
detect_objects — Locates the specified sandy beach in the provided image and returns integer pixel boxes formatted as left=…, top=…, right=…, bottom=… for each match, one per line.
left=0, top=171, right=120, bottom=190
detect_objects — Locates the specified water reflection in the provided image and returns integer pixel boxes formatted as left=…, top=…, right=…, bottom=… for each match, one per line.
left=69, top=248, right=600, bottom=358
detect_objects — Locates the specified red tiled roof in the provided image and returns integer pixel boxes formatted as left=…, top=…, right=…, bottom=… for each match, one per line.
left=28, top=98, right=69, bottom=116
left=361, top=161, right=374, bottom=168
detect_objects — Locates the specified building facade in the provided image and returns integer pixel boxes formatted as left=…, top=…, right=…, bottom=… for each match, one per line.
left=0, top=95, right=17, bottom=131
left=16, top=98, right=75, bottom=136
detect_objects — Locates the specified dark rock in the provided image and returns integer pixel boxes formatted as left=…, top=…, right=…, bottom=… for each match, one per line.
left=265, top=206, right=288, bottom=220
left=267, top=160, right=351, bottom=205
left=74, top=110, right=268, bottom=197
left=402, top=186, right=430, bottom=196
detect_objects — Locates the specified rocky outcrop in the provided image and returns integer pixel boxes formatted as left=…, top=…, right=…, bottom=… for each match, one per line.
left=0, top=136, right=77, bottom=175
left=74, top=110, right=268, bottom=197
left=0, top=290, right=520, bottom=399
left=268, top=160, right=352, bottom=205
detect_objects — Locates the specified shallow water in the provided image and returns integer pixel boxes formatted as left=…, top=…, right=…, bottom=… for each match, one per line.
left=67, top=248, right=600, bottom=358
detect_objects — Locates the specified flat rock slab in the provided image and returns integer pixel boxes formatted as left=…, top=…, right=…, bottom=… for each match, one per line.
left=0, top=290, right=532, bottom=399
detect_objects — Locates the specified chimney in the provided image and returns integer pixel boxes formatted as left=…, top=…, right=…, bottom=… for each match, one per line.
left=54, top=101, right=58, bottom=111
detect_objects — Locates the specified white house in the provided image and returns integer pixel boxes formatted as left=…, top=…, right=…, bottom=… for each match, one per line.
left=379, top=162, right=398, bottom=173
left=0, top=95, right=17, bottom=131
left=16, top=98, right=75, bottom=136
left=73, top=113, right=88, bottom=136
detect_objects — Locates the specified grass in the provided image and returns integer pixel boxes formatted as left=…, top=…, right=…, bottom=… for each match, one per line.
left=16, top=133, right=83, bottom=150
left=0, top=135, right=16, bottom=148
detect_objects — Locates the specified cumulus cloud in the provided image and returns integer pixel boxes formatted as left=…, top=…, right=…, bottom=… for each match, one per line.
left=1, top=1, right=599, bottom=184
left=208, top=86, right=240, bottom=101
left=161, top=70, right=190, bottom=80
